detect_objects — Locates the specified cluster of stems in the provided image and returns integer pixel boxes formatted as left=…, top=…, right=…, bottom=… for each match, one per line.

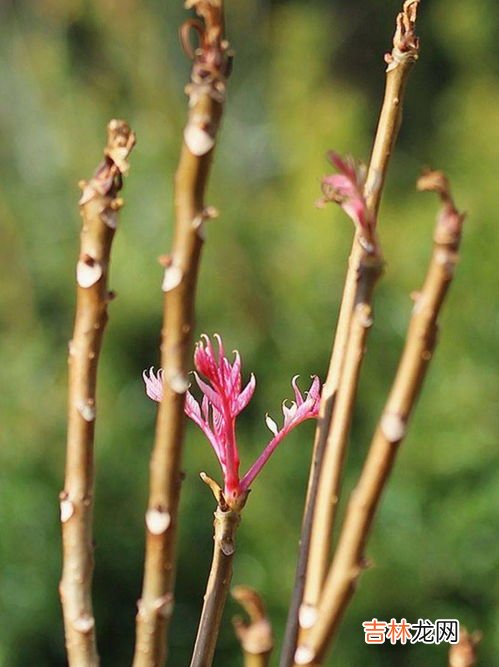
left=60, top=2, right=471, bottom=667
left=282, top=2, right=421, bottom=662
left=293, top=169, right=465, bottom=666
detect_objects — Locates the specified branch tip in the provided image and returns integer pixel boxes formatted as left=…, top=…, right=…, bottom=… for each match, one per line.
left=385, top=0, right=420, bottom=71
left=232, top=586, right=267, bottom=622
left=417, top=170, right=465, bottom=244
left=105, top=118, right=136, bottom=175
left=232, top=586, right=274, bottom=656
left=449, top=628, right=481, bottom=667
left=78, top=119, right=135, bottom=209
left=200, top=471, right=225, bottom=506
left=417, top=169, right=451, bottom=198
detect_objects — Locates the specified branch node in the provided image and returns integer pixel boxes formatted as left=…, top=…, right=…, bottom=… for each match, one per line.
left=72, top=614, right=96, bottom=634
left=60, top=496, right=75, bottom=523
left=158, top=254, right=172, bottom=268
left=213, top=505, right=241, bottom=556
left=354, top=303, right=374, bottom=328
left=76, top=257, right=102, bottom=288
left=192, top=206, right=219, bottom=239
left=184, top=122, right=216, bottom=156
left=380, top=412, right=406, bottom=443
left=167, top=370, right=190, bottom=394
left=153, top=593, right=175, bottom=619
left=100, top=207, right=118, bottom=230
left=162, top=264, right=184, bottom=292
left=145, top=507, right=171, bottom=535
left=76, top=399, right=96, bottom=422
left=298, top=603, right=318, bottom=630
left=294, top=645, right=315, bottom=666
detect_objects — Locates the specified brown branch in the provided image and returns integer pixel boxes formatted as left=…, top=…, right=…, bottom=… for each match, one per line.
left=232, top=586, right=273, bottom=667
left=300, top=249, right=382, bottom=622
left=189, top=503, right=241, bottom=667
left=293, top=172, right=465, bottom=666
left=279, top=4, right=421, bottom=664
left=60, top=120, right=135, bottom=667
left=449, top=628, right=481, bottom=667
left=132, top=2, right=232, bottom=666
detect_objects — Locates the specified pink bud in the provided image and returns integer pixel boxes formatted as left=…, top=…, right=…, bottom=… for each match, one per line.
left=143, top=336, right=321, bottom=509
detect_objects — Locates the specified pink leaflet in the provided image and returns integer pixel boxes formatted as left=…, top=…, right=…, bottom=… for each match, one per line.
left=189, top=335, right=246, bottom=498
left=143, top=367, right=164, bottom=402
left=240, top=376, right=321, bottom=492
left=184, top=390, right=224, bottom=463
left=320, top=151, right=371, bottom=234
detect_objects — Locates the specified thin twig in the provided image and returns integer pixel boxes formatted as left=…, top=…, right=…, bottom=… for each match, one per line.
left=280, top=4, right=421, bottom=663
left=60, top=120, right=135, bottom=667
left=189, top=503, right=241, bottom=667
left=232, top=586, right=273, bottom=667
left=133, top=3, right=232, bottom=666
left=293, top=171, right=465, bottom=666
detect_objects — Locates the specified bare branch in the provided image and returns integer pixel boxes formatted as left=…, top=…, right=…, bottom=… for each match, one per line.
left=60, top=120, right=135, bottom=667
left=132, top=2, right=232, bottom=665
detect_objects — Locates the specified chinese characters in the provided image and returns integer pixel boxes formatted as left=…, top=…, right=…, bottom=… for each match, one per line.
left=362, top=618, right=459, bottom=645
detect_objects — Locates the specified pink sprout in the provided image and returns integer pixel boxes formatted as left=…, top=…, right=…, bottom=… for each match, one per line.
left=142, top=367, right=164, bottom=402
left=143, top=334, right=321, bottom=508
left=318, top=151, right=375, bottom=248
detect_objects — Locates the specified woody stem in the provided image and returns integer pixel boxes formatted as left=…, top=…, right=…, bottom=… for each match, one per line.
left=60, top=120, right=135, bottom=667
left=189, top=506, right=241, bottom=667
left=132, top=2, right=231, bottom=666
left=280, top=4, right=421, bottom=665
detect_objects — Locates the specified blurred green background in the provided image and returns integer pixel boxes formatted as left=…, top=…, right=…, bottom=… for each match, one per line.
left=1, top=0, right=498, bottom=665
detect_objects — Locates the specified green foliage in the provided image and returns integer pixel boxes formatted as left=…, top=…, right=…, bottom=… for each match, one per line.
left=0, top=1, right=497, bottom=665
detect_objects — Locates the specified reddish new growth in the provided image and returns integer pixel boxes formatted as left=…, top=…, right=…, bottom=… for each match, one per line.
left=144, top=334, right=320, bottom=509
left=318, top=151, right=377, bottom=253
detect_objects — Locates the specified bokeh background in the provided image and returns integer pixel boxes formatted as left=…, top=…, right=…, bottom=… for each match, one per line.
left=1, top=0, right=498, bottom=665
